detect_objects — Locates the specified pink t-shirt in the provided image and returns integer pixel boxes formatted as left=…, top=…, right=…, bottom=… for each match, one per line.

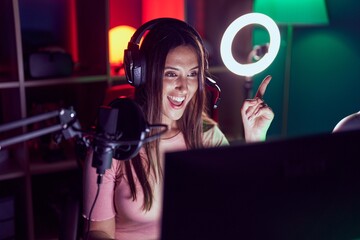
left=83, top=125, right=228, bottom=240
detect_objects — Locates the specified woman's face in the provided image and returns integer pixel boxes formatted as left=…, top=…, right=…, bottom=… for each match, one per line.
left=161, top=45, right=199, bottom=127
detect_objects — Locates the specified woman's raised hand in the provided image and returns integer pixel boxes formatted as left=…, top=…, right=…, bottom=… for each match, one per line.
left=241, top=75, right=274, bottom=142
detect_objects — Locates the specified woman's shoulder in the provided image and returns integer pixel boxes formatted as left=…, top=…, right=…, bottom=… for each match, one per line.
left=203, top=121, right=229, bottom=147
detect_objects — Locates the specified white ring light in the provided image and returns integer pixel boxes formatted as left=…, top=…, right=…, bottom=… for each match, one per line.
left=220, top=13, right=281, bottom=77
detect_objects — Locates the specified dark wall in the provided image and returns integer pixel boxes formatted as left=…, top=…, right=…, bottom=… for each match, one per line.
left=253, top=0, right=360, bottom=139
left=201, top=0, right=254, bottom=141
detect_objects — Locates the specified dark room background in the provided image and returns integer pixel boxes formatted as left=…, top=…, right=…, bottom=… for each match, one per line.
left=251, top=0, right=360, bottom=139
left=14, top=0, right=360, bottom=140
left=1, top=0, right=360, bottom=239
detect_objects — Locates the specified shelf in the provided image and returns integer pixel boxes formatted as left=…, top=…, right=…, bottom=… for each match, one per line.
left=110, top=74, right=127, bottom=82
left=23, top=75, right=108, bottom=88
left=0, top=75, right=109, bottom=90
left=28, top=141, right=80, bottom=175
left=30, top=157, right=79, bottom=175
left=0, top=159, right=25, bottom=181
left=0, top=81, right=21, bottom=89
left=1, top=0, right=110, bottom=239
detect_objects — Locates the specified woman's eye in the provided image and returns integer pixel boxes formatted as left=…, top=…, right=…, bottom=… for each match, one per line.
left=164, top=72, right=177, bottom=77
left=188, top=71, right=198, bottom=77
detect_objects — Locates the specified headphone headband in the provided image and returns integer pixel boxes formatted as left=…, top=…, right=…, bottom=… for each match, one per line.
left=130, top=18, right=203, bottom=45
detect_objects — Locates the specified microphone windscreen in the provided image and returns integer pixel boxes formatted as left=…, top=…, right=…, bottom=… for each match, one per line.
left=105, top=97, right=147, bottom=160
left=97, top=106, right=119, bottom=136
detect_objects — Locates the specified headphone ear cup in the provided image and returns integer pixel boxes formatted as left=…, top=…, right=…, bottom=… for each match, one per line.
left=124, top=43, right=146, bottom=87
left=132, top=53, right=146, bottom=87
left=138, top=55, right=146, bottom=87
left=124, top=48, right=134, bottom=85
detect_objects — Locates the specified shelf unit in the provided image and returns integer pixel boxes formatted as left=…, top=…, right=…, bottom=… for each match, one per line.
left=0, top=0, right=250, bottom=238
left=0, top=0, right=119, bottom=239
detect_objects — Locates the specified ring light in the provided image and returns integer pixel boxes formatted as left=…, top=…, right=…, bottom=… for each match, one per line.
left=220, top=13, right=281, bottom=77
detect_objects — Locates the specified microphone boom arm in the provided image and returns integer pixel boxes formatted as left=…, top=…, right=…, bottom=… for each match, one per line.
left=0, top=108, right=81, bottom=150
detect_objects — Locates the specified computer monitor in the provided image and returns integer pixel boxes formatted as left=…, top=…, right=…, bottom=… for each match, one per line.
left=161, top=130, right=360, bottom=240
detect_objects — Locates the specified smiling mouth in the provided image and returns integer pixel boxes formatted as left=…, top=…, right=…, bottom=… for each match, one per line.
left=168, top=96, right=185, bottom=107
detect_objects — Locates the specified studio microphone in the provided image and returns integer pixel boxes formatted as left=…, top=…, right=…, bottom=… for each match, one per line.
left=91, top=98, right=167, bottom=175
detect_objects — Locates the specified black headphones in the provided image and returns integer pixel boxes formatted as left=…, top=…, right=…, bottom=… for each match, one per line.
left=124, top=18, right=206, bottom=87
left=123, top=18, right=220, bottom=109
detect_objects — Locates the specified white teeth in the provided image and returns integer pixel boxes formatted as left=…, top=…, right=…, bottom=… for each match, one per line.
left=168, top=96, right=185, bottom=102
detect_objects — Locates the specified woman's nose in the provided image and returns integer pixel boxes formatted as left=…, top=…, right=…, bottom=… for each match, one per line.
left=175, top=76, right=188, bottom=91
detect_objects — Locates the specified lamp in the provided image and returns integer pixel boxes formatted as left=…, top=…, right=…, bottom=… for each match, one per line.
left=109, top=25, right=136, bottom=75
left=220, top=13, right=281, bottom=100
left=253, top=0, right=329, bottom=137
left=220, top=13, right=280, bottom=77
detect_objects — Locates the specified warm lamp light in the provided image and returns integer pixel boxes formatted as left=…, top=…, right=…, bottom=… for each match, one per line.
left=254, top=0, right=329, bottom=137
left=109, top=25, right=136, bottom=66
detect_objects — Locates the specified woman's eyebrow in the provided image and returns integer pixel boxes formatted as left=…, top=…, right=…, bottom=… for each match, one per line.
left=164, top=66, right=179, bottom=70
left=164, top=65, right=199, bottom=71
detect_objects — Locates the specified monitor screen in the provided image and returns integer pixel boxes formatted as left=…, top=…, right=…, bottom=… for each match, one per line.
left=161, top=130, right=360, bottom=240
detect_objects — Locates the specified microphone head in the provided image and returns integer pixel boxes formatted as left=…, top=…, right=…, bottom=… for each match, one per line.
left=97, top=97, right=148, bottom=160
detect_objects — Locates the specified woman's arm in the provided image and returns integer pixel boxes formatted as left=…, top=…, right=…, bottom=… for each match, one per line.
left=83, top=217, right=116, bottom=240
left=82, top=150, right=118, bottom=239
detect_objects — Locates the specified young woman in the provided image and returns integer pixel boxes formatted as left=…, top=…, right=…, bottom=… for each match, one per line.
left=83, top=18, right=274, bottom=240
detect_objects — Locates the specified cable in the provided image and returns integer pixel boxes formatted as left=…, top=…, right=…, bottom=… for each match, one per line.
left=84, top=175, right=102, bottom=240
left=91, top=123, right=167, bottom=147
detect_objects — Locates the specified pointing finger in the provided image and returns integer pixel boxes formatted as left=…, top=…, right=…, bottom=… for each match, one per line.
left=255, top=75, right=272, bottom=99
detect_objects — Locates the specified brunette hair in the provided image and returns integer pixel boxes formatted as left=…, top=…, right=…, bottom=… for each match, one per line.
left=120, top=19, right=212, bottom=211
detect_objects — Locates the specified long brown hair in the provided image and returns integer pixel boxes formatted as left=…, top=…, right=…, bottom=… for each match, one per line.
left=120, top=19, right=210, bottom=211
